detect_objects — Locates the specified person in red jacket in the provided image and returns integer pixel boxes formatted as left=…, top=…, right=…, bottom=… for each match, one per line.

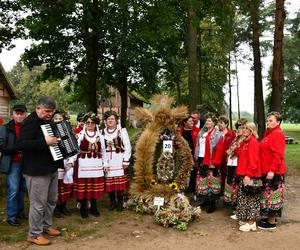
left=223, top=118, right=247, bottom=211
left=231, top=122, right=261, bottom=232
left=258, top=111, right=286, bottom=231
left=195, top=113, right=224, bottom=213
left=180, top=116, right=200, bottom=195
left=218, top=115, right=236, bottom=194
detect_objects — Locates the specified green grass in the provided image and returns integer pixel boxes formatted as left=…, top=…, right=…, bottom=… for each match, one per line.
left=282, top=123, right=300, bottom=172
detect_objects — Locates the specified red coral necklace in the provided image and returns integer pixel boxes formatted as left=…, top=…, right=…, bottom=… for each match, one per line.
left=107, top=127, right=117, bottom=134
left=86, top=130, right=96, bottom=138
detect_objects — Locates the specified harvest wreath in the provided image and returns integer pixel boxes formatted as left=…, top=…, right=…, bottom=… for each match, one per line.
left=125, top=95, right=201, bottom=230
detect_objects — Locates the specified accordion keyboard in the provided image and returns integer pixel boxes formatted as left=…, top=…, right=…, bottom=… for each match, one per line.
left=41, top=124, right=64, bottom=161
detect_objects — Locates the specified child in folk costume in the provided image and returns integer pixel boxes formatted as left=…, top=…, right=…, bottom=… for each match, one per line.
left=52, top=111, right=73, bottom=218
left=103, top=111, right=132, bottom=212
left=70, top=113, right=107, bottom=218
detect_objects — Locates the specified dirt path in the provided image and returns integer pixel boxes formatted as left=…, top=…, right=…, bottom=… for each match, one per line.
left=1, top=175, right=300, bottom=250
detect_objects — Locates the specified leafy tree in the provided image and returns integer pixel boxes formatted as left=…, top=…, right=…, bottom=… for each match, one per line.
left=0, top=0, right=20, bottom=52
left=18, top=0, right=107, bottom=112
left=8, top=62, right=70, bottom=112
left=276, top=12, right=300, bottom=122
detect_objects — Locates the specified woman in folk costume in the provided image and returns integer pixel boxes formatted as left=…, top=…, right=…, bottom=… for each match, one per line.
left=71, top=113, right=107, bottom=218
left=231, top=122, right=261, bottom=232
left=258, top=112, right=286, bottom=231
left=195, top=113, right=224, bottom=213
left=217, top=115, right=236, bottom=194
left=179, top=116, right=200, bottom=195
left=52, top=111, right=73, bottom=218
left=103, top=111, right=132, bottom=212
left=223, top=118, right=247, bottom=212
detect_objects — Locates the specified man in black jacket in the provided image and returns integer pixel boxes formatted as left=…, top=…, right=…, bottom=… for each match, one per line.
left=0, top=104, right=27, bottom=226
left=18, top=96, right=61, bottom=246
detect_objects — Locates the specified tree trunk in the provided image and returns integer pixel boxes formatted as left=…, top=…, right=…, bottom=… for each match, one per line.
left=228, top=53, right=233, bottom=129
left=234, top=49, right=241, bottom=119
left=187, top=4, right=199, bottom=112
left=84, top=0, right=100, bottom=113
left=175, top=80, right=182, bottom=105
left=86, top=55, right=98, bottom=113
left=250, top=0, right=265, bottom=139
left=117, top=72, right=128, bottom=128
left=198, top=30, right=203, bottom=105
left=270, top=0, right=285, bottom=112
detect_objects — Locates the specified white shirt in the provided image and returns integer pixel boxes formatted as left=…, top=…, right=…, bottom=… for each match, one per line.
left=198, top=132, right=208, bottom=157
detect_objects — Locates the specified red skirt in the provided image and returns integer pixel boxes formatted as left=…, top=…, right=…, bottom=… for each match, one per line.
left=73, top=164, right=105, bottom=200
left=57, top=179, right=73, bottom=204
left=105, top=169, right=129, bottom=192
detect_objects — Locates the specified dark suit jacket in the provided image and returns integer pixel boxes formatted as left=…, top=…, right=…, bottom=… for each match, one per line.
left=17, top=112, right=59, bottom=176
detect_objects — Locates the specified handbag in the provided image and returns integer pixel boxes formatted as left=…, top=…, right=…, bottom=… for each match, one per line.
left=242, top=179, right=262, bottom=195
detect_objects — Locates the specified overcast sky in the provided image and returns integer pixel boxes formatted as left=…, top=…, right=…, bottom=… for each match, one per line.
left=0, top=1, right=298, bottom=113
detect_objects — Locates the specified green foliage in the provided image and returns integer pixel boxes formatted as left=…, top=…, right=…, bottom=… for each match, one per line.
left=282, top=124, right=300, bottom=172
left=8, top=62, right=71, bottom=112
left=0, top=0, right=20, bottom=52
left=266, top=13, right=300, bottom=122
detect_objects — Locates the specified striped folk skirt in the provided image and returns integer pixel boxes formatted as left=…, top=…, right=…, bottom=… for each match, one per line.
left=57, top=179, right=73, bottom=204
left=73, top=162, right=105, bottom=200
left=105, top=168, right=129, bottom=192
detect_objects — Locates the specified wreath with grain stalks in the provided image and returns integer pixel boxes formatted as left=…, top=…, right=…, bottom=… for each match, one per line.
left=129, top=95, right=194, bottom=201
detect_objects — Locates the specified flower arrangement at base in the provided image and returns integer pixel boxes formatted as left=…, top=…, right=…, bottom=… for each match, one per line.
left=154, top=193, right=201, bottom=231
left=125, top=193, right=201, bottom=231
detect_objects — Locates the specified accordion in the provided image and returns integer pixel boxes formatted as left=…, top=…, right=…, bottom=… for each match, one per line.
left=41, top=120, right=80, bottom=161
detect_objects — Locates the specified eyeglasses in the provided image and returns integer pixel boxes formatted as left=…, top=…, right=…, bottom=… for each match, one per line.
left=86, top=121, right=95, bottom=125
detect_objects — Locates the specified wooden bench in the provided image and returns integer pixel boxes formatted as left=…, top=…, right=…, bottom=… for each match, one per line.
left=285, top=136, right=297, bottom=144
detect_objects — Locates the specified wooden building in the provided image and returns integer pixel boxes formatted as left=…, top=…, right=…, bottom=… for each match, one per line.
left=0, top=62, right=17, bottom=121
left=98, top=86, right=148, bottom=127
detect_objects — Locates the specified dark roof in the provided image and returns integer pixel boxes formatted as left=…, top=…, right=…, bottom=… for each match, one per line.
left=0, top=62, right=17, bottom=99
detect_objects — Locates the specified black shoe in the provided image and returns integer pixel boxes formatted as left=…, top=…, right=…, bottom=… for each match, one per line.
left=17, top=213, right=28, bottom=220
left=90, top=208, right=100, bottom=217
left=90, top=199, right=100, bottom=217
left=258, top=221, right=277, bottom=230
left=200, top=199, right=210, bottom=207
left=7, top=219, right=21, bottom=227
left=207, top=203, right=216, bottom=213
left=116, top=196, right=124, bottom=212
left=54, top=206, right=62, bottom=218
left=260, top=218, right=277, bottom=224
left=116, top=205, right=124, bottom=212
left=108, top=202, right=116, bottom=211
left=60, top=204, right=72, bottom=216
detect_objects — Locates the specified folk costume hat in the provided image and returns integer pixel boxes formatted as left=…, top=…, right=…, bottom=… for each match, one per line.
left=77, top=111, right=86, bottom=122
left=103, top=110, right=119, bottom=121
left=83, top=112, right=100, bottom=125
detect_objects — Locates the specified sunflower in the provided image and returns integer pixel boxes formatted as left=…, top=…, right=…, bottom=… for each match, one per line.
left=169, top=182, right=179, bottom=191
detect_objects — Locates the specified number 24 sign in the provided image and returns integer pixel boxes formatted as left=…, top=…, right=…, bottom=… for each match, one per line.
left=163, top=140, right=173, bottom=153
